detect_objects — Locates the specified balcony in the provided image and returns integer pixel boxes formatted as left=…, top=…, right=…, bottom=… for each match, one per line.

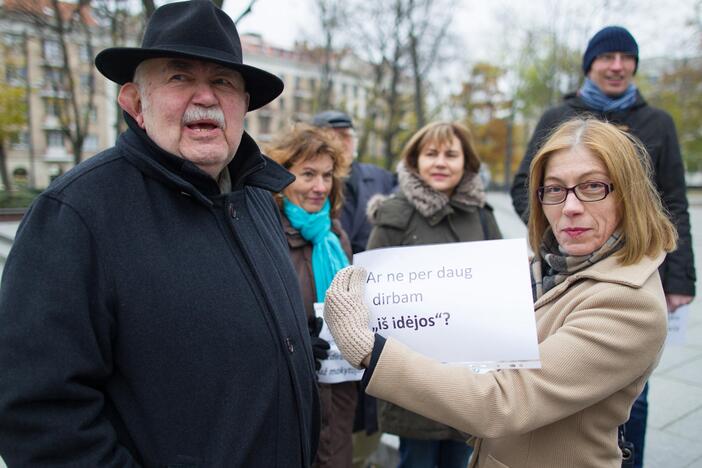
left=44, top=147, right=72, bottom=162
left=42, top=115, right=62, bottom=130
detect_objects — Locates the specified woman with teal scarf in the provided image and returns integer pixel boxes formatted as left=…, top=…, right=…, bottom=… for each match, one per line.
left=267, top=124, right=356, bottom=468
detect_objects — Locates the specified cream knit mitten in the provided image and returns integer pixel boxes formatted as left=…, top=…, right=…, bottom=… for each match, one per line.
left=324, top=266, right=375, bottom=369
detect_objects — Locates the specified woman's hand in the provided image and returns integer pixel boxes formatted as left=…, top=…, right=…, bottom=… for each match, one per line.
left=324, top=266, right=375, bottom=369
left=666, top=293, right=694, bottom=313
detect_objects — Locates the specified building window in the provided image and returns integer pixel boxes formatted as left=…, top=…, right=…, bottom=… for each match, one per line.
left=82, top=134, right=99, bottom=151
left=43, top=39, right=63, bottom=63
left=44, top=99, right=62, bottom=118
left=258, top=115, right=272, bottom=135
left=10, top=131, right=29, bottom=149
left=80, top=73, right=94, bottom=89
left=278, top=97, right=286, bottom=111
left=294, top=96, right=304, bottom=113
left=79, top=44, right=91, bottom=63
left=13, top=167, right=28, bottom=178
left=46, top=130, right=64, bottom=148
left=44, top=69, right=64, bottom=89
left=308, top=78, right=317, bottom=91
left=5, top=64, right=27, bottom=84
left=4, top=33, right=23, bottom=49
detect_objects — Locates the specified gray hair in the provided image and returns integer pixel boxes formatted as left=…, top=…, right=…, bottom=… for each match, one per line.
left=132, top=61, right=152, bottom=112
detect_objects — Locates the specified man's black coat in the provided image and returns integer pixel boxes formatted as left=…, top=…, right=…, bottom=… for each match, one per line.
left=0, top=119, right=320, bottom=467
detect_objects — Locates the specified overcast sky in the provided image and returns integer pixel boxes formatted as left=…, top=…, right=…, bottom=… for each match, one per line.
left=225, top=0, right=701, bottom=61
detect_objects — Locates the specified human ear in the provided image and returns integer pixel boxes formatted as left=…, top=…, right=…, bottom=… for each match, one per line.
left=117, top=83, right=145, bottom=128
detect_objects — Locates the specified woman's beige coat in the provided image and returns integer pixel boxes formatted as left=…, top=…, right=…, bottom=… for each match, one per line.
left=366, top=252, right=668, bottom=468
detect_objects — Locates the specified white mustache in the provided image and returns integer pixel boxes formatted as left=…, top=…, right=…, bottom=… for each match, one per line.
left=182, top=106, right=226, bottom=129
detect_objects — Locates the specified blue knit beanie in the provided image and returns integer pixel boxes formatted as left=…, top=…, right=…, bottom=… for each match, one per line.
left=582, top=26, right=638, bottom=74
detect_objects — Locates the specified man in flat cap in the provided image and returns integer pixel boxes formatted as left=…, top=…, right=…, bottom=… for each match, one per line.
left=510, top=25, right=695, bottom=468
left=312, top=110, right=396, bottom=255
left=0, top=1, right=319, bottom=466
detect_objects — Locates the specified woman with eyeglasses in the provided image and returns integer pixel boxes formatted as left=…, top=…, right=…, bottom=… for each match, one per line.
left=323, top=118, right=676, bottom=467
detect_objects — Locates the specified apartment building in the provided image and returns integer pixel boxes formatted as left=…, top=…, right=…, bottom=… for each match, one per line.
left=0, top=0, right=115, bottom=189
left=241, top=33, right=371, bottom=145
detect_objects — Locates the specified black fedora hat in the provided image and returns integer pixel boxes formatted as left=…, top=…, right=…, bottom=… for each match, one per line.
left=94, top=0, right=283, bottom=111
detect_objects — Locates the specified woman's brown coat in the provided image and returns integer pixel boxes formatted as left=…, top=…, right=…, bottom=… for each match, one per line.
left=282, top=214, right=358, bottom=468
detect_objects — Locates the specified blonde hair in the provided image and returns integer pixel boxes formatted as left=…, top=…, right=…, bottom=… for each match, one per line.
left=527, top=118, right=677, bottom=264
left=401, top=121, right=481, bottom=175
left=266, top=123, right=350, bottom=217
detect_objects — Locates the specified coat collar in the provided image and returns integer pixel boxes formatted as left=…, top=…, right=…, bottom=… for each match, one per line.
left=534, top=251, right=666, bottom=309
left=119, top=113, right=293, bottom=205
left=395, top=161, right=485, bottom=219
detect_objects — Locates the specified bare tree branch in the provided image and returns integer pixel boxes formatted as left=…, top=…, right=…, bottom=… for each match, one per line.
left=13, top=0, right=98, bottom=165
left=234, top=0, right=258, bottom=25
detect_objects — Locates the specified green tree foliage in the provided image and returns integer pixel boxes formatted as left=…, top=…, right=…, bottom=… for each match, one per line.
left=452, top=25, right=582, bottom=188
left=453, top=63, right=524, bottom=187
left=0, top=84, right=27, bottom=191
left=647, top=60, right=702, bottom=172
left=512, top=33, right=581, bottom=125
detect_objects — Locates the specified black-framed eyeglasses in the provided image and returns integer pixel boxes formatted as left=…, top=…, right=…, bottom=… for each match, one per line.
left=537, top=182, right=615, bottom=205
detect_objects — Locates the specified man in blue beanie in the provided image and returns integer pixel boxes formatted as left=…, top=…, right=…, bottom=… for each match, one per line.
left=510, top=25, right=695, bottom=468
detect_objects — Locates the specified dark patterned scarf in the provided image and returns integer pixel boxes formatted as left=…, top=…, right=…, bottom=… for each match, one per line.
left=531, top=228, right=624, bottom=301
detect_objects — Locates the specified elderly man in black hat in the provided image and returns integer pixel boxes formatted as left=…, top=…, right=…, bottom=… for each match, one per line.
left=509, top=25, right=695, bottom=468
left=0, top=1, right=319, bottom=466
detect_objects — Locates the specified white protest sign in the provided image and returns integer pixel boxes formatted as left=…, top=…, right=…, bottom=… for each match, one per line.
left=314, top=302, right=365, bottom=384
left=353, top=239, right=540, bottom=369
left=666, top=304, right=690, bottom=346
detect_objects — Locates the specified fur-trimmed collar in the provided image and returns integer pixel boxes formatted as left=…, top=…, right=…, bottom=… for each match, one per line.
left=394, top=161, right=486, bottom=218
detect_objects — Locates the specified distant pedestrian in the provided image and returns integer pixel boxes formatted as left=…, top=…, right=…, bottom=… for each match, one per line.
left=312, top=110, right=396, bottom=254
left=510, top=28, right=696, bottom=466
left=0, top=1, right=319, bottom=465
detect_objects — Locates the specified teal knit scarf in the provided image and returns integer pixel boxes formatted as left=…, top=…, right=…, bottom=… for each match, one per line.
left=283, top=198, right=349, bottom=303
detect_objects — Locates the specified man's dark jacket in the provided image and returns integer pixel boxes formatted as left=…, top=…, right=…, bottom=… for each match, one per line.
left=341, top=162, right=396, bottom=254
left=0, top=118, right=320, bottom=467
left=511, top=91, right=696, bottom=296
